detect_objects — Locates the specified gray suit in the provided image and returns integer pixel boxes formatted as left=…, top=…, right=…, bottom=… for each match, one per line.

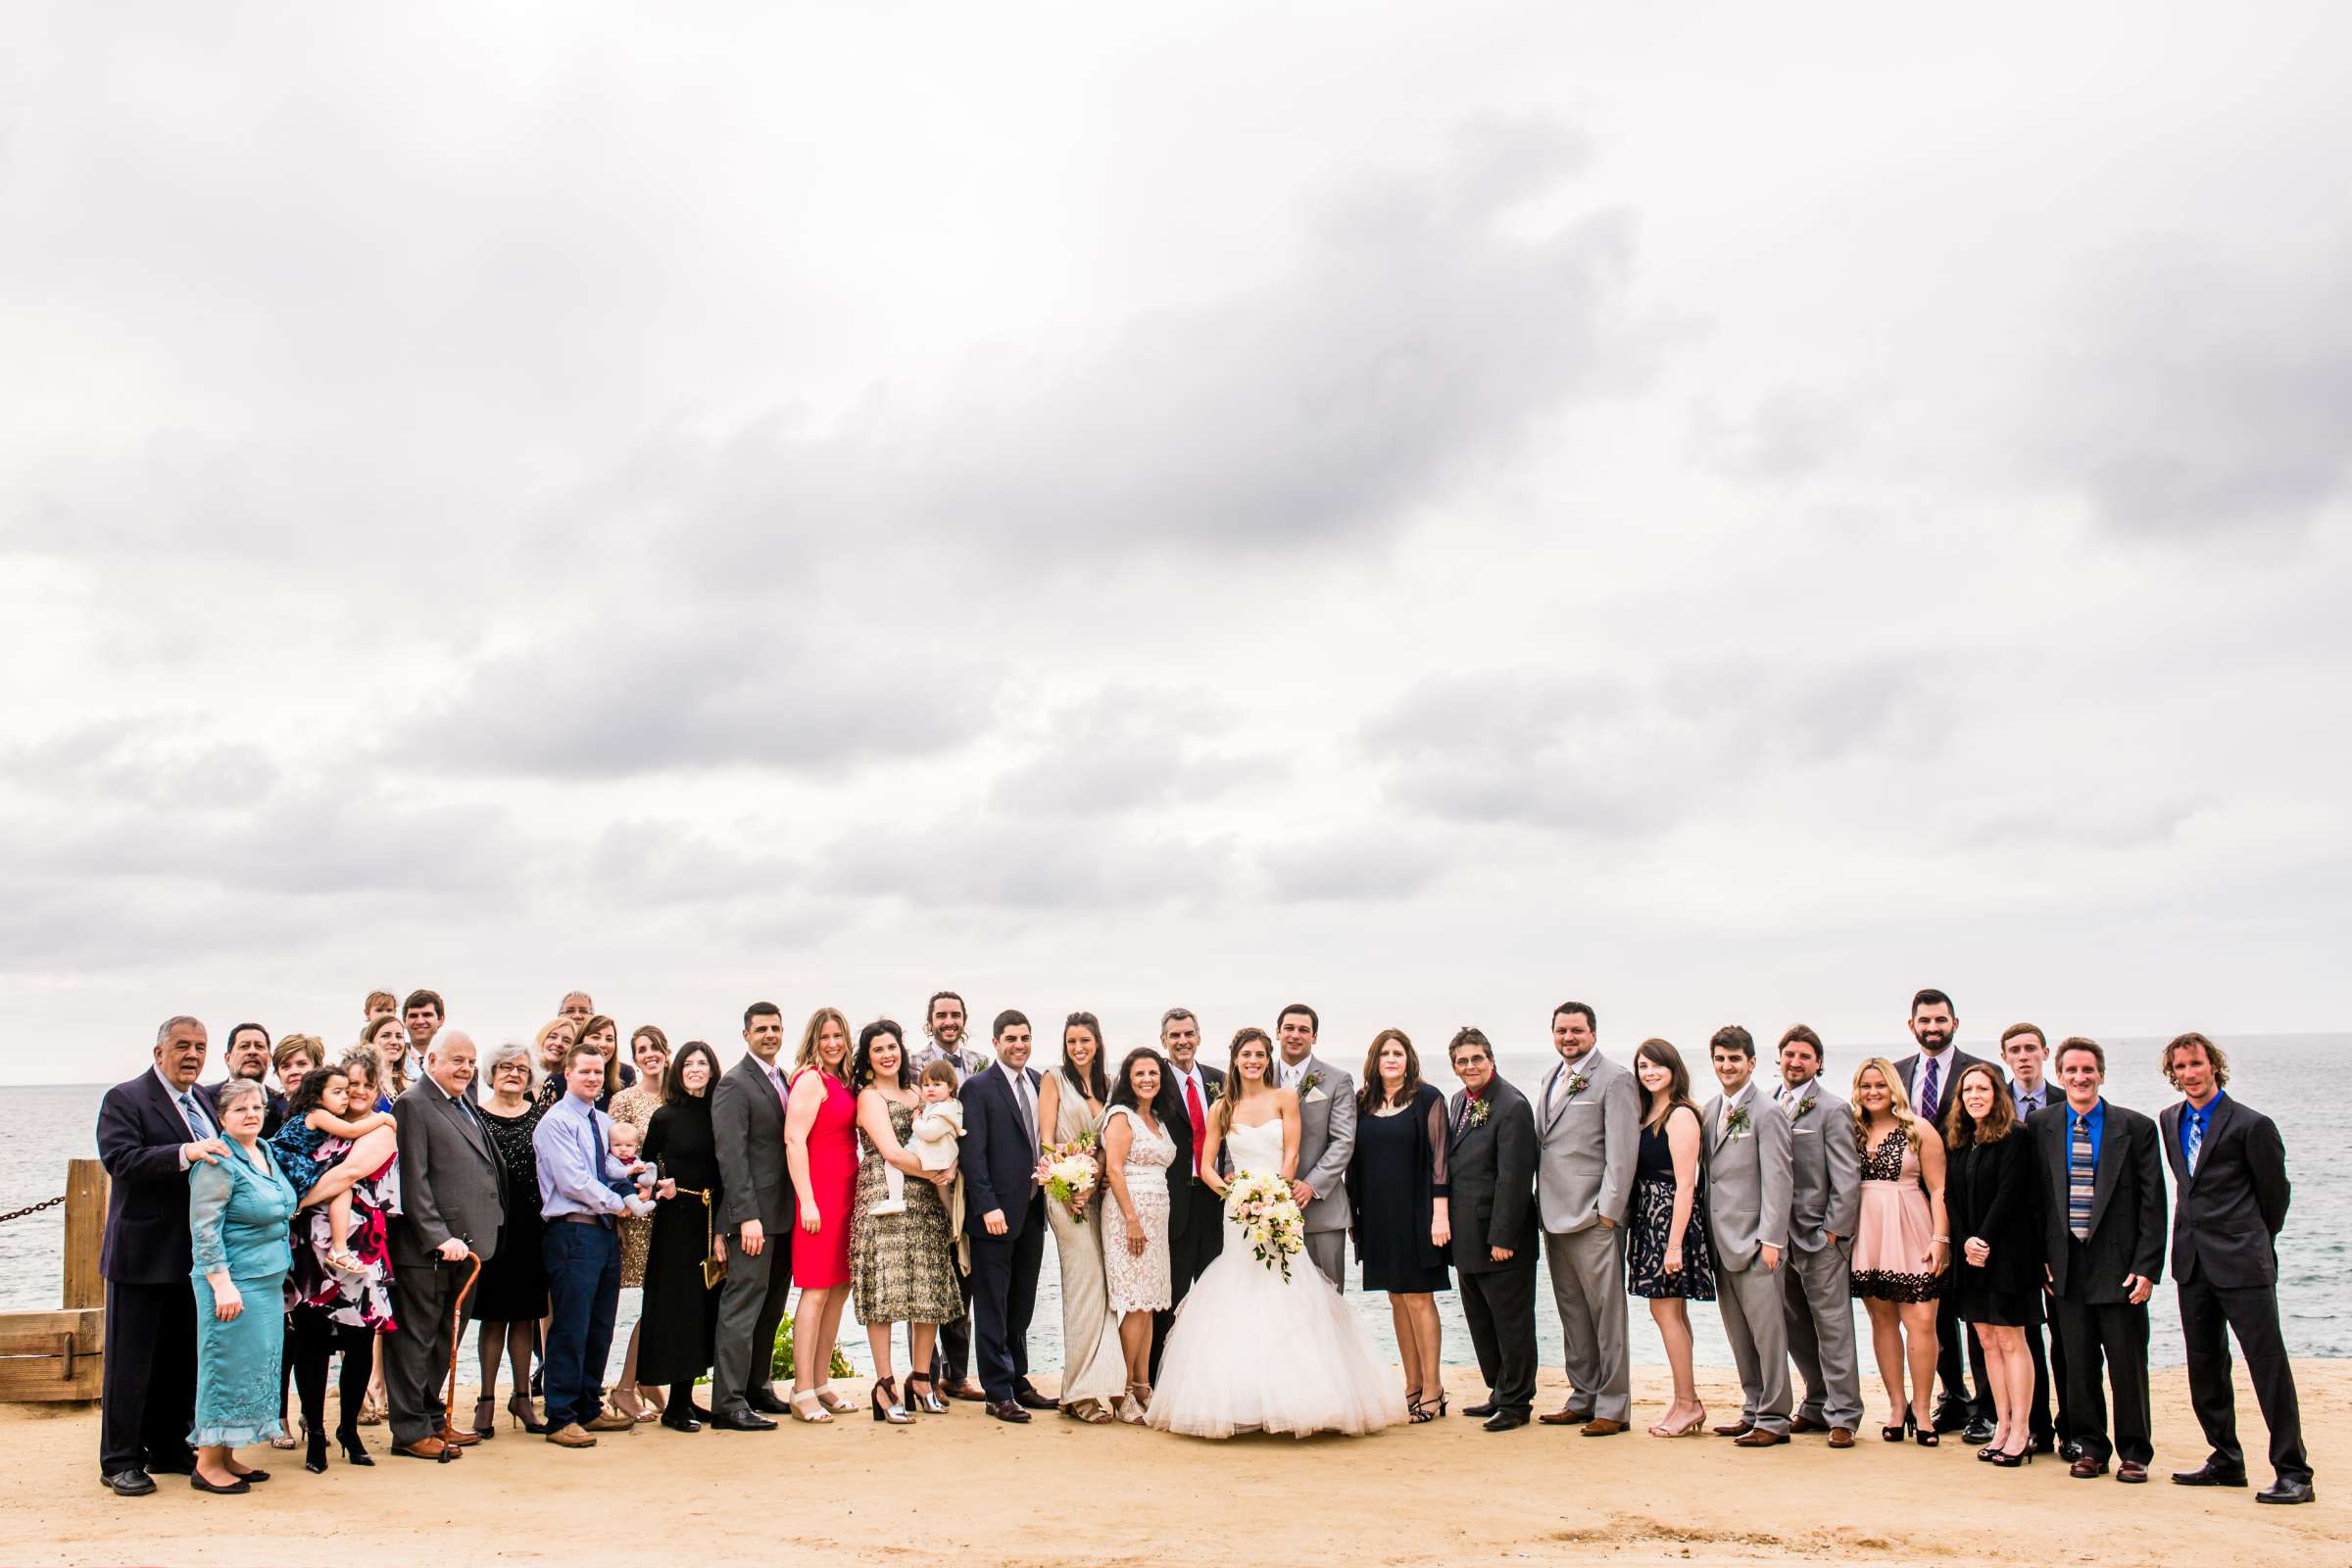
left=1777, top=1080, right=1863, bottom=1431
left=1534, top=1050, right=1639, bottom=1422
left=388, top=1077, right=506, bottom=1446
left=710, top=1052, right=796, bottom=1416
left=1704, top=1085, right=1793, bottom=1434
left=1288, top=1055, right=1356, bottom=1289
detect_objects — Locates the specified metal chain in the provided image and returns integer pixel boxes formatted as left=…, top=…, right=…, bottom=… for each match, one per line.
left=0, top=1195, right=65, bottom=1225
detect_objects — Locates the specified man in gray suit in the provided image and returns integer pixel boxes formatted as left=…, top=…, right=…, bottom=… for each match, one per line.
left=1774, top=1025, right=1863, bottom=1447
left=387, top=1028, right=504, bottom=1462
left=708, top=1001, right=796, bottom=1432
left=1532, top=1002, right=1638, bottom=1435
left=1275, top=1003, right=1355, bottom=1290
left=1703, top=1024, right=1793, bottom=1446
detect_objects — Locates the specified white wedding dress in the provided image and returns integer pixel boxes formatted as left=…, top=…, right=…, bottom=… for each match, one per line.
left=1147, top=1116, right=1406, bottom=1439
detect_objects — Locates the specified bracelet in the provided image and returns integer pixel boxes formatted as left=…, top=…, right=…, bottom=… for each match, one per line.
left=1934, top=1235, right=1949, bottom=1242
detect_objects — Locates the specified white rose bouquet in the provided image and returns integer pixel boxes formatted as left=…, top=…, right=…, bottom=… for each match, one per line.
left=1223, top=1171, right=1305, bottom=1281
left=1038, top=1133, right=1100, bottom=1225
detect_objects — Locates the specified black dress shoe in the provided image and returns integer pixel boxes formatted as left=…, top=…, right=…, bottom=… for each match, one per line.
left=1461, top=1400, right=1498, bottom=1418
left=709, top=1408, right=778, bottom=1432
left=1962, top=1419, right=1997, bottom=1446
left=746, top=1391, right=795, bottom=1415
left=1482, top=1409, right=1530, bottom=1432
left=2029, top=1434, right=2055, bottom=1455
left=986, top=1398, right=1033, bottom=1423
left=1012, top=1386, right=1055, bottom=1411
left=101, top=1469, right=155, bottom=1497
left=2172, top=1461, right=2249, bottom=1487
left=2059, top=1439, right=2084, bottom=1462
left=190, top=1471, right=250, bottom=1494
left=659, top=1411, right=704, bottom=1433
left=1931, top=1400, right=1972, bottom=1434
left=2258, top=1478, right=2315, bottom=1504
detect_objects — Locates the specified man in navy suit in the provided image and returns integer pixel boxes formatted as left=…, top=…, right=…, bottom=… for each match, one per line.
left=95, top=1015, right=229, bottom=1495
left=958, top=1009, right=1052, bottom=1423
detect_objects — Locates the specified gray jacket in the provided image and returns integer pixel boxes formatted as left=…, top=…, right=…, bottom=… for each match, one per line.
left=712, top=1053, right=794, bottom=1235
left=391, top=1077, right=506, bottom=1267
left=1779, top=1081, right=1861, bottom=1251
left=1703, top=1086, right=1792, bottom=1270
left=1534, top=1049, right=1640, bottom=1233
left=1291, top=1055, right=1356, bottom=1235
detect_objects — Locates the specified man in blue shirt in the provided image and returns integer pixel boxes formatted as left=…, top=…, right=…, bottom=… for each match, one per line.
left=533, top=1043, right=657, bottom=1448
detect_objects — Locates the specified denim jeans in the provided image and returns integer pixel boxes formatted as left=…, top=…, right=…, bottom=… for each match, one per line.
left=541, top=1220, right=620, bottom=1429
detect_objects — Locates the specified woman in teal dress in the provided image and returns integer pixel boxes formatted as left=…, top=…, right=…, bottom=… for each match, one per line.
left=188, top=1078, right=300, bottom=1494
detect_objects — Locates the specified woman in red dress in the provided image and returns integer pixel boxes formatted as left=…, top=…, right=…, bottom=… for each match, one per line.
left=784, top=1005, right=859, bottom=1421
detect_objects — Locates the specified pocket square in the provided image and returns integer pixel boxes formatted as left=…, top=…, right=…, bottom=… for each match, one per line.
left=1305, top=1087, right=1329, bottom=1103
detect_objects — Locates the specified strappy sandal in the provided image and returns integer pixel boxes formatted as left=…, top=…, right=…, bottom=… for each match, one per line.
left=1405, top=1388, right=1434, bottom=1424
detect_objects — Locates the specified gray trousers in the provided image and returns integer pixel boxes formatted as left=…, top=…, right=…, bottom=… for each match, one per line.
left=1718, top=1255, right=1792, bottom=1433
left=1782, top=1242, right=1863, bottom=1430
left=386, top=1256, right=466, bottom=1447
left=1304, top=1228, right=1346, bottom=1291
left=711, top=1229, right=793, bottom=1415
left=1543, top=1224, right=1631, bottom=1421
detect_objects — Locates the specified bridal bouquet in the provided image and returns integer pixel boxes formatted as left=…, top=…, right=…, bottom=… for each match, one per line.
left=1223, top=1172, right=1305, bottom=1281
left=1038, top=1133, right=1100, bottom=1224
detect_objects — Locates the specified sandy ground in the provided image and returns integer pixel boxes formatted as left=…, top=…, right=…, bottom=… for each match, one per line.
left=4, top=1361, right=2347, bottom=1567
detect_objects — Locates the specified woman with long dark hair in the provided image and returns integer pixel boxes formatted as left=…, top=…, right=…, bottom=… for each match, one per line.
left=1347, top=1028, right=1450, bottom=1421
left=1625, top=1038, right=1714, bottom=1438
left=272, top=1063, right=395, bottom=1470
left=1945, top=1059, right=2038, bottom=1466
left=1101, top=1047, right=1178, bottom=1420
left=848, top=1020, right=962, bottom=1423
left=639, top=1039, right=729, bottom=1432
left=1035, top=1011, right=1125, bottom=1421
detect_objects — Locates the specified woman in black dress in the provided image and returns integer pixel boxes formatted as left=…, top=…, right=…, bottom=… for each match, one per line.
left=1346, top=1028, right=1450, bottom=1423
left=638, top=1040, right=727, bottom=1433
left=1624, top=1038, right=1714, bottom=1439
left=1945, top=1060, right=2039, bottom=1467
left=469, top=1042, right=549, bottom=1434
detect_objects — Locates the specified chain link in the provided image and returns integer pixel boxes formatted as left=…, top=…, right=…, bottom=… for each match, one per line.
left=0, top=1195, right=66, bottom=1225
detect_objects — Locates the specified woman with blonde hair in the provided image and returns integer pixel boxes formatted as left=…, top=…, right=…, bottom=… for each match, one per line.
left=782, top=1006, right=858, bottom=1420
left=358, top=1016, right=409, bottom=1103
left=530, top=1017, right=580, bottom=1104
left=1847, top=1056, right=1950, bottom=1445
left=607, top=1024, right=671, bottom=1419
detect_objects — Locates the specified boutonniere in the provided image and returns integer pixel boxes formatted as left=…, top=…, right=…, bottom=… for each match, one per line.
left=1465, top=1098, right=1492, bottom=1130
left=1726, top=1106, right=1751, bottom=1138
left=1202, top=1078, right=1223, bottom=1105
left=1795, top=1095, right=1817, bottom=1119
left=1565, top=1071, right=1592, bottom=1099
left=1298, top=1071, right=1323, bottom=1096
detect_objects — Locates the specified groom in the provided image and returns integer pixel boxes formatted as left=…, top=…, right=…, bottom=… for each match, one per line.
left=959, top=1009, right=1053, bottom=1423
left=1274, top=1004, right=1355, bottom=1290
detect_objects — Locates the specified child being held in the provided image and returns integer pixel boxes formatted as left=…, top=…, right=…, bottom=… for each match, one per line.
left=871, top=1059, right=965, bottom=1216
left=270, top=1059, right=398, bottom=1276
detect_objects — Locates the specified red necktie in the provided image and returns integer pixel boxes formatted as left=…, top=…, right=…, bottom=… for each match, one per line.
left=1185, top=1075, right=1208, bottom=1177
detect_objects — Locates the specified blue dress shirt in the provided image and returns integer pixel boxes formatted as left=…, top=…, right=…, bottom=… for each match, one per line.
left=2180, top=1090, right=2227, bottom=1168
left=533, top=1092, right=638, bottom=1220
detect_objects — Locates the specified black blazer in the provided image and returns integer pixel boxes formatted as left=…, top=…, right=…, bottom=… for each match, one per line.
left=1446, top=1075, right=1538, bottom=1275
left=204, top=1078, right=288, bottom=1140
left=1947, top=1126, right=2039, bottom=1297
left=1161, top=1063, right=1224, bottom=1240
left=1894, top=1048, right=1988, bottom=1132
left=2160, top=1096, right=2289, bottom=1290
left=96, top=1068, right=208, bottom=1286
left=960, top=1063, right=1044, bottom=1241
left=2029, top=1099, right=2166, bottom=1301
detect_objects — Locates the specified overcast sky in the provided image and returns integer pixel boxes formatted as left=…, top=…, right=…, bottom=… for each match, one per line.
left=5, top=2, right=2348, bottom=1085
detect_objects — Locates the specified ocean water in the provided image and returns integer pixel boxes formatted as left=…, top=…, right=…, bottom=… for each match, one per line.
left=5, top=1033, right=2340, bottom=1381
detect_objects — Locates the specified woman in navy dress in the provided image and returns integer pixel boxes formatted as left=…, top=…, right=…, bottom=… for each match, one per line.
left=1624, top=1039, right=1715, bottom=1439
left=1347, top=1029, right=1450, bottom=1422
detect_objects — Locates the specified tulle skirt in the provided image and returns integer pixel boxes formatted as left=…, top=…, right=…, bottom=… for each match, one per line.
left=1147, top=1222, right=1406, bottom=1440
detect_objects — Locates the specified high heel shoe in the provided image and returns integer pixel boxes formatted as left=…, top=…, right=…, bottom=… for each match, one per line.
left=507, top=1393, right=548, bottom=1434
left=471, top=1396, right=499, bottom=1441
left=1653, top=1405, right=1707, bottom=1439
left=1405, top=1388, right=1432, bottom=1425
left=1910, top=1404, right=1938, bottom=1446
left=790, top=1390, right=832, bottom=1424
left=905, top=1371, right=950, bottom=1415
left=1987, top=1446, right=2032, bottom=1467
left=869, top=1377, right=914, bottom=1425
left=637, top=1383, right=666, bottom=1414
left=610, top=1387, right=648, bottom=1424
left=814, top=1387, right=855, bottom=1415
left=1882, top=1416, right=1909, bottom=1443
left=303, top=1430, right=328, bottom=1474
left=1428, top=1389, right=1448, bottom=1419
left=357, top=1390, right=385, bottom=1426
left=335, top=1426, right=374, bottom=1467
left=1121, top=1381, right=1152, bottom=1425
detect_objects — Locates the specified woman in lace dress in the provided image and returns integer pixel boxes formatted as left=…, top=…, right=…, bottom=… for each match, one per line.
left=1101, top=1047, right=1177, bottom=1422
left=849, top=1020, right=963, bottom=1422
left=1036, top=1012, right=1128, bottom=1423
left=1847, top=1056, right=1950, bottom=1444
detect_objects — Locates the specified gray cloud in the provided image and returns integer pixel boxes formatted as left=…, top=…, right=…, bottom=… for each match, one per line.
left=986, top=685, right=1260, bottom=817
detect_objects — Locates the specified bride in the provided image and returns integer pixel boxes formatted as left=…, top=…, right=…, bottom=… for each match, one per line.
left=1148, top=1027, right=1406, bottom=1439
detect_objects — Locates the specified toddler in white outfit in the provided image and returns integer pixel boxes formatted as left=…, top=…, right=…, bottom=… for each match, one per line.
left=871, top=1059, right=964, bottom=1215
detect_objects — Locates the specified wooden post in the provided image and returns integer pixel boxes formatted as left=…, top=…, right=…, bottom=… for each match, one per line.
left=63, top=1157, right=107, bottom=1309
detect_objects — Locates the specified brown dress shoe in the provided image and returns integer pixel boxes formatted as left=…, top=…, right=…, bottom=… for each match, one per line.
left=2118, top=1460, right=2148, bottom=1483
left=1713, top=1420, right=1754, bottom=1438
left=1537, top=1404, right=1588, bottom=1427
left=1735, top=1428, right=1790, bottom=1447
left=1828, top=1427, right=1856, bottom=1448
left=946, top=1380, right=989, bottom=1402
left=545, top=1423, right=598, bottom=1448
left=582, top=1411, right=636, bottom=1433
left=1789, top=1414, right=1828, bottom=1434
left=2071, top=1455, right=2110, bottom=1479
left=1580, top=1418, right=1628, bottom=1437
left=435, top=1425, right=482, bottom=1448
left=390, top=1437, right=460, bottom=1462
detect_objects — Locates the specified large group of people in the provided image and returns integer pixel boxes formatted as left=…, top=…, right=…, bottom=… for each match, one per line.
left=92, top=985, right=2312, bottom=1507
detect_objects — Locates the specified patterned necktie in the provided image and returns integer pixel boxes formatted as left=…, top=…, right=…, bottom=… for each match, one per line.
left=1185, top=1075, right=1208, bottom=1177
left=2068, top=1113, right=2094, bottom=1241
left=2184, top=1109, right=2204, bottom=1177
left=178, top=1090, right=213, bottom=1140
left=1917, top=1055, right=1941, bottom=1125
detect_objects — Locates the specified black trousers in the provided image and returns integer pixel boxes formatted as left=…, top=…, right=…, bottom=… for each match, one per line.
left=1152, top=1176, right=1226, bottom=1379
left=289, top=1308, right=374, bottom=1440
left=2024, top=1311, right=2071, bottom=1442
left=921, top=1267, right=975, bottom=1387
left=1932, top=1290, right=1991, bottom=1422
left=1460, top=1263, right=1539, bottom=1415
left=2179, top=1273, right=2310, bottom=1483
left=386, top=1255, right=470, bottom=1447
left=99, top=1277, right=198, bottom=1475
left=967, top=1200, right=1045, bottom=1403
left=2051, top=1262, right=2152, bottom=1465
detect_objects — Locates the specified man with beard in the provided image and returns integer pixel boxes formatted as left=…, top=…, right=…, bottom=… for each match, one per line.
left=1152, top=1006, right=1224, bottom=1379
left=209, top=1022, right=287, bottom=1138
left=1894, top=988, right=1992, bottom=1441
left=913, top=990, right=990, bottom=1398
left=1275, top=1004, right=1356, bottom=1291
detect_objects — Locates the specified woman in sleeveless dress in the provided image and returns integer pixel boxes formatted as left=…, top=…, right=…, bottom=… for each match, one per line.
left=784, top=1006, right=859, bottom=1421
left=1149, top=1028, right=1404, bottom=1440
left=848, top=1020, right=964, bottom=1422
left=1846, top=1056, right=1950, bottom=1444
left=1037, top=1012, right=1128, bottom=1422
left=1623, top=1038, right=1715, bottom=1438
left=1100, top=1048, right=1177, bottom=1422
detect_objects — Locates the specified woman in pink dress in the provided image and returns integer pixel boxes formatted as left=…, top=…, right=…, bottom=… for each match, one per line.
left=1846, top=1056, right=1950, bottom=1446
left=783, top=1005, right=859, bottom=1422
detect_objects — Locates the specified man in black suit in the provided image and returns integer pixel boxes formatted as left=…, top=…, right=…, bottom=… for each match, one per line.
left=959, top=1008, right=1052, bottom=1422
left=386, top=1028, right=505, bottom=1462
left=2158, top=1032, right=2312, bottom=1504
left=1999, top=1021, right=2069, bottom=1454
left=207, top=1022, right=286, bottom=1139
left=94, top=1015, right=225, bottom=1495
left=2030, top=1037, right=2165, bottom=1483
left=1152, top=1005, right=1224, bottom=1380
left=1446, top=1027, right=1539, bottom=1432
left=710, top=1001, right=796, bottom=1431
left=1893, top=986, right=1992, bottom=1440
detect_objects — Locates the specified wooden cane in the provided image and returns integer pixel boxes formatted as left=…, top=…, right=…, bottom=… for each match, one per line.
left=444, top=1249, right=484, bottom=1428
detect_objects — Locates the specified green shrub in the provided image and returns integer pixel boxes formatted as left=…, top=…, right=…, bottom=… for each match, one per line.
left=771, top=1308, right=856, bottom=1381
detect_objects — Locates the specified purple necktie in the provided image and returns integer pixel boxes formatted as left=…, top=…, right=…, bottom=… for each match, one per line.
left=1918, top=1056, right=1941, bottom=1125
